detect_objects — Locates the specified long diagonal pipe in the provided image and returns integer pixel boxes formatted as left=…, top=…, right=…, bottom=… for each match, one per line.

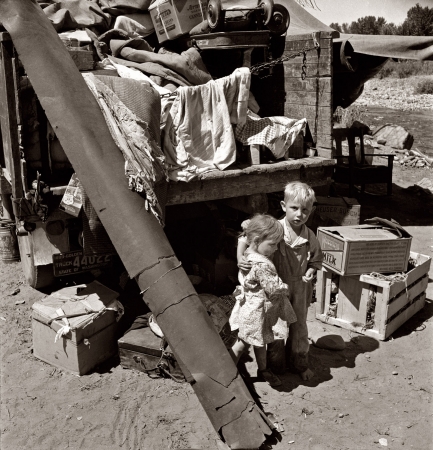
left=0, top=0, right=274, bottom=447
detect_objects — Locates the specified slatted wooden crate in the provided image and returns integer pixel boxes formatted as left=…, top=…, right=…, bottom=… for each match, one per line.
left=315, top=252, right=431, bottom=340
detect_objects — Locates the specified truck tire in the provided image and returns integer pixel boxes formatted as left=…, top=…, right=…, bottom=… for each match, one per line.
left=17, top=232, right=55, bottom=289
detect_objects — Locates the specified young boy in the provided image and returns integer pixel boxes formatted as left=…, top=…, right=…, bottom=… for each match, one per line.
left=238, top=181, right=323, bottom=381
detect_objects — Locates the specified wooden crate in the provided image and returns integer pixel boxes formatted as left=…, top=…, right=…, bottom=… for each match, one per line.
left=315, top=252, right=431, bottom=340
left=68, top=48, right=94, bottom=71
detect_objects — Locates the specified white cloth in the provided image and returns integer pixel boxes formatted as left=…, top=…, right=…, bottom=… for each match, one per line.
left=113, top=14, right=155, bottom=38
left=162, top=68, right=251, bottom=181
left=236, top=110, right=308, bottom=159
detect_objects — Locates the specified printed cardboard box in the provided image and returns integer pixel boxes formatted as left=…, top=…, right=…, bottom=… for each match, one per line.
left=314, top=196, right=360, bottom=226
left=32, top=281, right=121, bottom=375
left=149, top=0, right=206, bottom=43
left=317, top=224, right=412, bottom=276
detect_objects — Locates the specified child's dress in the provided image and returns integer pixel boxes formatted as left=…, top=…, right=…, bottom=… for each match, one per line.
left=229, top=249, right=297, bottom=347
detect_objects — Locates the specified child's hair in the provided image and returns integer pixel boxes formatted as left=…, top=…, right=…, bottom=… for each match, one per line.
left=244, top=214, right=284, bottom=245
left=283, top=181, right=316, bottom=207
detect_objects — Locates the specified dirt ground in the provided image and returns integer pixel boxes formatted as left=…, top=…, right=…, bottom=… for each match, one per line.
left=1, top=109, right=433, bottom=450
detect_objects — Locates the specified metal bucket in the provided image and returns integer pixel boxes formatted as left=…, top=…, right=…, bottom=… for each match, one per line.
left=0, top=220, right=20, bottom=263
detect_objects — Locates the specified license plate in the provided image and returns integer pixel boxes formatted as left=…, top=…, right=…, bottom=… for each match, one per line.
left=53, top=251, right=113, bottom=277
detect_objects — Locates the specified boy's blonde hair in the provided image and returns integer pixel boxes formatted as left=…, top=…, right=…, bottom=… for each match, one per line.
left=245, top=214, right=284, bottom=245
left=283, top=181, right=316, bottom=207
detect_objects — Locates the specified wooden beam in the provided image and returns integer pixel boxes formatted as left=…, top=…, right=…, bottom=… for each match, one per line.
left=0, top=39, right=23, bottom=202
left=166, top=158, right=335, bottom=205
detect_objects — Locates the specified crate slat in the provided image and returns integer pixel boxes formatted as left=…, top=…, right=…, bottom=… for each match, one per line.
left=337, top=275, right=365, bottom=323
left=384, top=293, right=426, bottom=340
left=386, top=275, right=429, bottom=320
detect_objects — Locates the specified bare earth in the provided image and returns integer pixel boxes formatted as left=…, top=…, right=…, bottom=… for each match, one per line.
left=1, top=86, right=433, bottom=450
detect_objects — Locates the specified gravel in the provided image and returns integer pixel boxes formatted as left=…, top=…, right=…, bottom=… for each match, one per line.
left=354, top=76, right=433, bottom=111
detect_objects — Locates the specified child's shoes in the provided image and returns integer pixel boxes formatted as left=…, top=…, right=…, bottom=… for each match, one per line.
left=257, top=369, right=282, bottom=387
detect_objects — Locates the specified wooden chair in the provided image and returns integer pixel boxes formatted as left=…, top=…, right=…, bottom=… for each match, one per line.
left=332, top=124, right=394, bottom=196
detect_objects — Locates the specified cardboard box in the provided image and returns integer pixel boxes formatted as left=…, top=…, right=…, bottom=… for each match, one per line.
left=68, top=48, right=95, bottom=71
left=32, top=281, right=120, bottom=375
left=314, top=196, right=360, bottom=226
left=149, top=0, right=206, bottom=43
left=315, top=252, right=431, bottom=340
left=317, top=224, right=412, bottom=276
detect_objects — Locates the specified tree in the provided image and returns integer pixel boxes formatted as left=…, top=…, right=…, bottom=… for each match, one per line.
left=329, top=22, right=342, bottom=32
left=349, top=16, right=387, bottom=35
left=401, top=3, right=433, bottom=36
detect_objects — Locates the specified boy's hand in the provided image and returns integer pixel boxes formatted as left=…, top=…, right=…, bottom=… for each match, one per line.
left=302, top=269, right=315, bottom=283
left=238, top=256, right=252, bottom=272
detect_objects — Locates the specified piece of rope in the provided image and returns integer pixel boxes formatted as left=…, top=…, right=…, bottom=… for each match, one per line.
left=368, top=272, right=408, bottom=285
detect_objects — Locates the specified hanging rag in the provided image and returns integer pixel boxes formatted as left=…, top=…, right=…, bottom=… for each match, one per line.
left=83, top=73, right=168, bottom=224
left=162, top=67, right=251, bottom=181
left=236, top=110, right=308, bottom=160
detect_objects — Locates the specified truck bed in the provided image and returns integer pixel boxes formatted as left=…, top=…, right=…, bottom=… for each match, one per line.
left=166, top=157, right=335, bottom=204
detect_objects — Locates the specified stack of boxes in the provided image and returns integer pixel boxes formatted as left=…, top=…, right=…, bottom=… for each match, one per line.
left=315, top=223, right=431, bottom=340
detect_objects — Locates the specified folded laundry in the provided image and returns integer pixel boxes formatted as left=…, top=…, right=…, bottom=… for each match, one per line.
left=236, top=111, right=308, bottom=159
left=162, top=68, right=251, bottom=181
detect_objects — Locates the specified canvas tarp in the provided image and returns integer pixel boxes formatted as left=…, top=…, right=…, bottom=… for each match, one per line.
left=335, top=33, right=433, bottom=61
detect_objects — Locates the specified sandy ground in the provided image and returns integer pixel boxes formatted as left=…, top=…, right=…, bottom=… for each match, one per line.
left=1, top=110, right=433, bottom=449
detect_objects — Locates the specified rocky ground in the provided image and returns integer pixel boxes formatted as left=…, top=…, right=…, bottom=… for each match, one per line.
left=354, top=76, right=433, bottom=111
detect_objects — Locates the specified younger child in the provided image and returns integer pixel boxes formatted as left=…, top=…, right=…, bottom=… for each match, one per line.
left=238, top=182, right=323, bottom=381
left=229, top=214, right=297, bottom=387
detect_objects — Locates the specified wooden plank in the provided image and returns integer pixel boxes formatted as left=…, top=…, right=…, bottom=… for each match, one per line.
left=384, top=293, right=426, bottom=340
left=315, top=269, right=325, bottom=315
left=337, top=275, right=366, bottom=324
left=316, top=135, right=333, bottom=150
left=284, top=104, right=332, bottom=122
left=0, top=40, right=23, bottom=201
left=389, top=254, right=431, bottom=299
left=323, top=270, right=332, bottom=315
left=284, top=77, right=332, bottom=92
left=387, top=275, right=429, bottom=319
left=285, top=90, right=332, bottom=107
left=316, top=147, right=333, bottom=159
left=283, top=62, right=331, bottom=78
left=283, top=46, right=331, bottom=61
left=166, top=159, right=335, bottom=205
left=285, top=36, right=333, bottom=47
left=360, top=252, right=431, bottom=299
left=315, top=313, right=382, bottom=340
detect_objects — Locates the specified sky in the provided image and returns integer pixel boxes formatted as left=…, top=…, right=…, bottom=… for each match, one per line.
left=306, top=0, right=432, bottom=27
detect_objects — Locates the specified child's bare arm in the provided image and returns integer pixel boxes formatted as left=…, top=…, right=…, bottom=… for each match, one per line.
left=237, top=239, right=251, bottom=271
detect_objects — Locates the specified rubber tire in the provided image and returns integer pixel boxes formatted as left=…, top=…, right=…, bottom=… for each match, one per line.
left=258, top=0, right=274, bottom=26
left=267, top=3, right=290, bottom=35
left=17, top=232, right=55, bottom=290
left=207, top=0, right=223, bottom=30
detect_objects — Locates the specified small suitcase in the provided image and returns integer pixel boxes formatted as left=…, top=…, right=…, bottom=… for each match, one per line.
left=118, top=326, right=186, bottom=383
